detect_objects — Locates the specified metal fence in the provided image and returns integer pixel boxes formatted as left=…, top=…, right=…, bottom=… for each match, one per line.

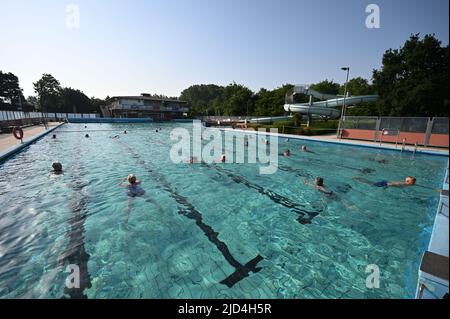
left=0, top=110, right=99, bottom=122
left=342, top=116, right=449, bottom=134
left=200, top=116, right=257, bottom=122
left=340, top=116, right=449, bottom=147
left=340, top=116, right=378, bottom=130
left=0, top=110, right=100, bottom=131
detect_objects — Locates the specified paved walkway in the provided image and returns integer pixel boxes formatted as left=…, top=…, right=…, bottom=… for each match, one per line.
left=0, top=123, right=60, bottom=153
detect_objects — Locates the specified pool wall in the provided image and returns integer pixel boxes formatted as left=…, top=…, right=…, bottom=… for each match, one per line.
left=0, top=123, right=65, bottom=163
left=67, top=118, right=153, bottom=123
left=416, top=162, right=449, bottom=299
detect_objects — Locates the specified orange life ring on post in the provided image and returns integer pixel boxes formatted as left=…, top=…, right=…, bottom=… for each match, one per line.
left=12, top=126, right=24, bottom=140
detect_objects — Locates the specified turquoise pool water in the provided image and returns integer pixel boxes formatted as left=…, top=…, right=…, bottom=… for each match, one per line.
left=0, top=123, right=447, bottom=299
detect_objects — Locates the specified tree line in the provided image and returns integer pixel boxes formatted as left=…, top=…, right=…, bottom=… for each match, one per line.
left=1, top=34, right=448, bottom=117
left=0, top=72, right=109, bottom=114
left=179, top=34, right=448, bottom=118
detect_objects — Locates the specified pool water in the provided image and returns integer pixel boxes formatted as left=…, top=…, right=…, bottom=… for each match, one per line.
left=0, top=123, right=447, bottom=299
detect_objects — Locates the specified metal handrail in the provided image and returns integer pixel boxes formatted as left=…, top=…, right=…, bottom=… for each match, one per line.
left=438, top=201, right=449, bottom=218
left=401, top=138, right=407, bottom=153
left=413, top=141, right=419, bottom=156
left=379, top=128, right=400, bottom=146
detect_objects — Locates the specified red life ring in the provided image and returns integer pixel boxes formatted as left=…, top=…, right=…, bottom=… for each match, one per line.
left=12, top=127, right=24, bottom=140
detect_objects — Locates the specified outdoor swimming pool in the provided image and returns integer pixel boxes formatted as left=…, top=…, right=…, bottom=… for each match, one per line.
left=0, top=123, right=447, bottom=299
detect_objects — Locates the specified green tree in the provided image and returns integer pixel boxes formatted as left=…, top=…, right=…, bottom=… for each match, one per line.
left=339, top=77, right=374, bottom=96
left=372, top=34, right=449, bottom=116
left=310, top=80, right=340, bottom=95
left=33, top=74, right=63, bottom=112
left=0, top=71, right=23, bottom=105
left=90, top=96, right=109, bottom=114
left=180, top=84, right=224, bottom=116
left=254, top=84, right=294, bottom=116
left=61, top=87, right=91, bottom=113
left=221, top=83, right=254, bottom=116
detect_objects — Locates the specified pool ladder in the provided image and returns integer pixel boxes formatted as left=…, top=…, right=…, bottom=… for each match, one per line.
left=401, top=139, right=419, bottom=156
left=400, top=138, right=406, bottom=153
left=413, top=141, right=418, bottom=156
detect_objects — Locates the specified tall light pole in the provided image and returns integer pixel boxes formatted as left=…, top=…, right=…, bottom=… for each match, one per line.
left=337, top=66, right=350, bottom=139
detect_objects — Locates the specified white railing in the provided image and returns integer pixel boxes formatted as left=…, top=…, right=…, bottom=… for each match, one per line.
left=0, top=110, right=98, bottom=122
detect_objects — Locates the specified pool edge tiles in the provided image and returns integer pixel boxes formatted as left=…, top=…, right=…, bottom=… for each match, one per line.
left=415, top=160, right=449, bottom=299
left=0, top=123, right=65, bottom=163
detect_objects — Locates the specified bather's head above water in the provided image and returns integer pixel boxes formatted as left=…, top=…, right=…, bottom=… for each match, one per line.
left=127, top=174, right=137, bottom=184
left=315, top=177, right=324, bottom=186
left=52, top=161, right=63, bottom=173
left=405, top=176, right=416, bottom=185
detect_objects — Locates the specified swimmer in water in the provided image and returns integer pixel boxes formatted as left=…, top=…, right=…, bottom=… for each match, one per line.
left=124, top=130, right=127, bottom=134
left=52, top=134, right=56, bottom=139
left=111, top=135, right=120, bottom=139
left=51, top=161, right=63, bottom=175
left=285, top=138, right=290, bottom=142
left=120, top=174, right=145, bottom=197
left=120, top=174, right=162, bottom=223
left=218, top=154, right=226, bottom=163
left=304, top=177, right=333, bottom=195
left=283, top=149, right=291, bottom=157
left=85, top=134, right=90, bottom=138
left=301, top=145, right=315, bottom=153
left=352, top=176, right=416, bottom=188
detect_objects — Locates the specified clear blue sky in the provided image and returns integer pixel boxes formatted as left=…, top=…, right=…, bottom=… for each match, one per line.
left=1, top=0, right=448, bottom=98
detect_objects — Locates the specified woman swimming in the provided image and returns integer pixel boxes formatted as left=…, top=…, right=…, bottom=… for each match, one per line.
left=353, top=176, right=416, bottom=188
left=304, top=177, right=333, bottom=195
left=120, top=174, right=145, bottom=197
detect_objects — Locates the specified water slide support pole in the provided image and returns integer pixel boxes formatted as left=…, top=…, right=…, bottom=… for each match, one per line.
left=337, top=67, right=350, bottom=139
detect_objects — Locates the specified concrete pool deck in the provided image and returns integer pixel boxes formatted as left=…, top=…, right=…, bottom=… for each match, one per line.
left=0, top=123, right=63, bottom=161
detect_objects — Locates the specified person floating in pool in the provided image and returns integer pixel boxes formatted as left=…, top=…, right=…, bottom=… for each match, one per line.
left=120, top=174, right=145, bottom=197
left=218, top=154, right=226, bottom=163
left=304, top=177, right=333, bottom=195
left=283, top=149, right=291, bottom=157
left=124, top=130, right=127, bottom=134
left=285, top=138, right=290, bottom=142
left=52, top=134, right=56, bottom=139
left=352, top=176, right=416, bottom=188
left=120, top=174, right=162, bottom=224
left=301, top=145, right=315, bottom=153
left=85, top=134, right=90, bottom=138
left=51, top=161, right=63, bottom=175
left=111, top=135, right=120, bottom=139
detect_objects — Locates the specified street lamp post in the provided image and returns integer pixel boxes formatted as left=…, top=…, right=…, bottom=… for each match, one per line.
left=337, top=67, right=350, bottom=139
